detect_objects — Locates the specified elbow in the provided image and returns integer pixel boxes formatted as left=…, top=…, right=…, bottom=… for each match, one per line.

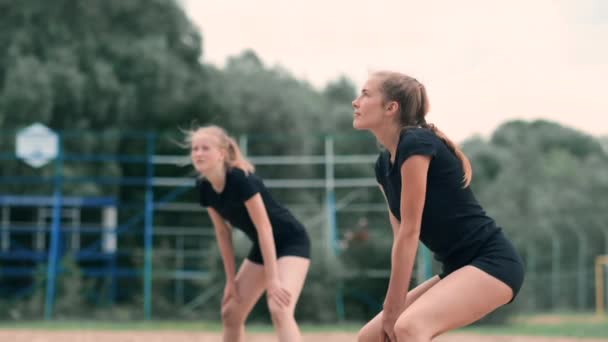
left=396, top=223, right=420, bottom=242
left=214, top=225, right=231, bottom=237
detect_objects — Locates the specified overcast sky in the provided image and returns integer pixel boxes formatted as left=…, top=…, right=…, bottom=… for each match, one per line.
left=182, top=0, right=607, bottom=142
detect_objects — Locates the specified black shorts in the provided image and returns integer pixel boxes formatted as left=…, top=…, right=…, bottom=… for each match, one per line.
left=439, top=230, right=525, bottom=302
left=247, top=229, right=311, bottom=265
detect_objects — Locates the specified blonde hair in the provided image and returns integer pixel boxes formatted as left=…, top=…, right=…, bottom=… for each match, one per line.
left=184, top=125, right=254, bottom=174
left=372, top=71, right=472, bottom=187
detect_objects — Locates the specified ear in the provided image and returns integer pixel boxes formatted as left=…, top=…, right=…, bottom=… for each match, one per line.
left=385, top=101, right=399, bottom=115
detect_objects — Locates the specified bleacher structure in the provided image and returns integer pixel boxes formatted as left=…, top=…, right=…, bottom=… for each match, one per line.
left=0, top=127, right=432, bottom=321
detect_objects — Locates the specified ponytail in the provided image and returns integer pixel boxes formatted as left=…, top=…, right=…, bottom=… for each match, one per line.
left=225, top=136, right=255, bottom=174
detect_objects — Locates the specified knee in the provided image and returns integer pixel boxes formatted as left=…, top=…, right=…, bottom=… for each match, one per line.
left=355, top=322, right=376, bottom=342
left=356, top=327, right=372, bottom=342
left=267, top=302, right=294, bottom=328
left=394, top=315, right=430, bottom=340
left=221, top=303, right=245, bottom=328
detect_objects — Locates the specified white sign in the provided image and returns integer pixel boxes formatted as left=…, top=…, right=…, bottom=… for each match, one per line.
left=16, top=123, right=59, bottom=168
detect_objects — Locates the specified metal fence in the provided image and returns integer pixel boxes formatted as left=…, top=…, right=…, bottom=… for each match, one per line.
left=1, top=125, right=605, bottom=321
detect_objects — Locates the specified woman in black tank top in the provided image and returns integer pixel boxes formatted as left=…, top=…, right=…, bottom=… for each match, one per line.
left=352, top=71, right=524, bottom=342
left=187, top=125, right=310, bottom=342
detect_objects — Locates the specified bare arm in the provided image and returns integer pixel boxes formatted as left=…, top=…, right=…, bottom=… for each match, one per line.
left=207, top=207, right=237, bottom=283
left=244, top=193, right=279, bottom=283
left=384, top=155, right=431, bottom=310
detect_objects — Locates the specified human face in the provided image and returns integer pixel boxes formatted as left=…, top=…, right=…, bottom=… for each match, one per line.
left=190, top=131, right=225, bottom=175
left=352, top=77, right=387, bottom=130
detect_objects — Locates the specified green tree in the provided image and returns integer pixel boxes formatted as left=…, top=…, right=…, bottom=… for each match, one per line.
left=465, top=119, right=608, bottom=311
left=0, top=0, right=213, bottom=131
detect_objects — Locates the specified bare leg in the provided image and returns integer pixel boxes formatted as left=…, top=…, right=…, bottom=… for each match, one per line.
left=393, top=265, right=513, bottom=341
left=267, top=256, right=310, bottom=342
left=221, top=260, right=266, bottom=342
left=357, top=275, right=440, bottom=342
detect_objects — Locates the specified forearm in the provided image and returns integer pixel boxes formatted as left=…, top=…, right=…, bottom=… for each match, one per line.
left=256, top=226, right=279, bottom=282
left=243, top=194, right=280, bottom=283
left=215, top=228, right=237, bottom=283
left=385, top=226, right=420, bottom=308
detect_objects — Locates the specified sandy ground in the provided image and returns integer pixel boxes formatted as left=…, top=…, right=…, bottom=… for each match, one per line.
left=0, top=330, right=606, bottom=342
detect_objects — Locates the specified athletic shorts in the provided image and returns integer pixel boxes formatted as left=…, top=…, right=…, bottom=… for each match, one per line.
left=439, top=230, right=525, bottom=302
left=247, top=229, right=311, bottom=264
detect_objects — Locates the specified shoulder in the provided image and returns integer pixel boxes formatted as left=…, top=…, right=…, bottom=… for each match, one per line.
left=227, top=167, right=255, bottom=183
left=395, top=127, right=439, bottom=167
left=227, top=167, right=262, bottom=201
left=399, top=127, right=438, bottom=147
left=398, top=127, right=439, bottom=153
left=228, top=167, right=246, bottom=177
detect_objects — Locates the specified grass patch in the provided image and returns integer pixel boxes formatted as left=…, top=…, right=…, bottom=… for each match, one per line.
left=459, top=312, right=608, bottom=339
left=462, top=322, right=608, bottom=338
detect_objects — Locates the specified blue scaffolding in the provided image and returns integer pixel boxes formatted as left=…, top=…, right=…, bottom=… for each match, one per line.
left=0, top=195, right=119, bottom=315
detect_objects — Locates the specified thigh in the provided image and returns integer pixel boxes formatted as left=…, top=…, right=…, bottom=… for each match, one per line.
left=357, top=275, right=440, bottom=341
left=272, top=256, right=310, bottom=313
left=396, top=265, right=513, bottom=338
left=224, top=259, right=267, bottom=316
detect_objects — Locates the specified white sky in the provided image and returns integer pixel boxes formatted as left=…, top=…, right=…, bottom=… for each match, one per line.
left=182, top=0, right=608, bottom=142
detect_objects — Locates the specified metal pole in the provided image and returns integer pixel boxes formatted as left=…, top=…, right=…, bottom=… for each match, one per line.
left=551, top=237, right=561, bottom=310
left=526, top=242, right=537, bottom=311
left=0, top=206, right=8, bottom=251
left=563, top=218, right=589, bottom=310
left=578, top=233, right=588, bottom=310
left=44, top=134, right=63, bottom=320
left=239, top=135, right=248, bottom=157
left=176, top=235, right=184, bottom=305
left=596, top=256, right=605, bottom=315
left=325, top=136, right=344, bottom=321
left=143, top=132, right=156, bottom=320
left=325, top=136, right=337, bottom=257
left=103, top=206, right=118, bottom=304
left=71, top=208, right=80, bottom=251
left=535, top=219, right=561, bottom=310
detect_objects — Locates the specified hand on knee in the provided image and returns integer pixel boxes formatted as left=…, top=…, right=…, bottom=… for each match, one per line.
left=394, top=316, right=429, bottom=340
left=267, top=302, right=293, bottom=328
